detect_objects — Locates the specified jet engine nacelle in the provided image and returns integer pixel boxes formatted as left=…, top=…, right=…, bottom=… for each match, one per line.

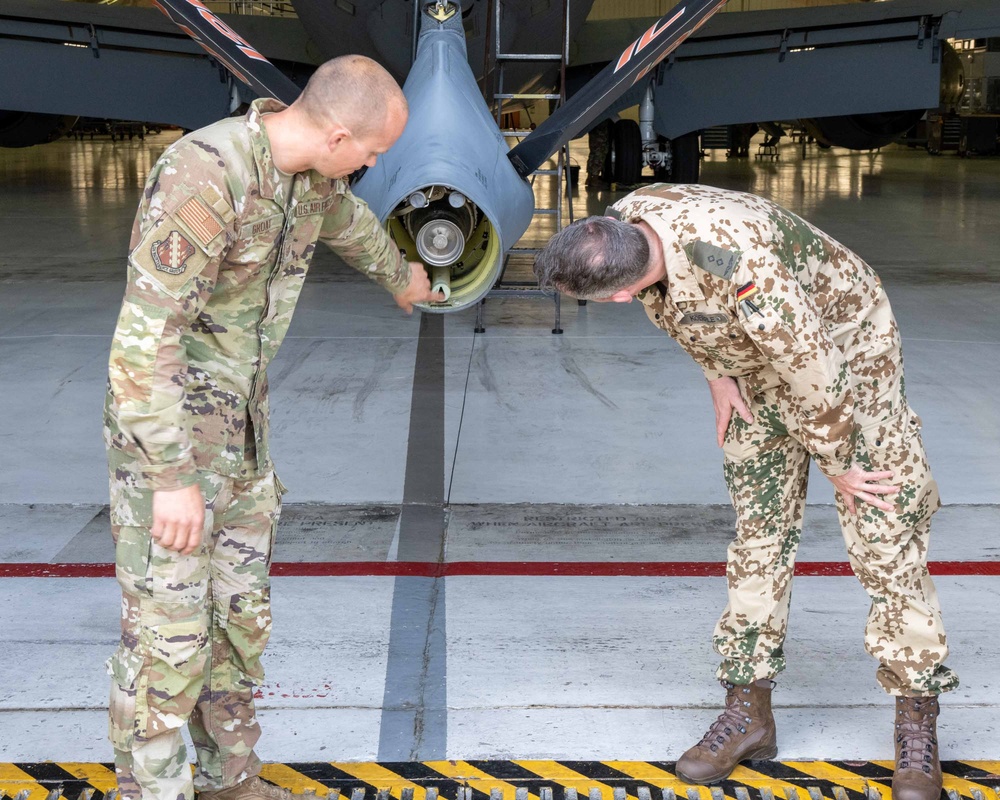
left=352, top=2, right=535, bottom=314
left=800, top=42, right=965, bottom=151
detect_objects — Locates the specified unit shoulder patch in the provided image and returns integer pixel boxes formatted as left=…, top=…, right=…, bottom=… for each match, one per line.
left=130, top=215, right=213, bottom=299
left=685, top=240, right=742, bottom=281
left=151, top=230, right=196, bottom=275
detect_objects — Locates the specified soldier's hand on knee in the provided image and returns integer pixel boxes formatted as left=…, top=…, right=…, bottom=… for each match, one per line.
left=152, top=485, right=206, bottom=555
left=827, top=464, right=899, bottom=515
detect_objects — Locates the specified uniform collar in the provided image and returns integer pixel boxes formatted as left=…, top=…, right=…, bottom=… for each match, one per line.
left=247, top=98, right=291, bottom=204
left=637, top=212, right=705, bottom=304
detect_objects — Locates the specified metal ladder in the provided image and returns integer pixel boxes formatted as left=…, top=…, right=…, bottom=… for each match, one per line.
left=476, top=0, right=573, bottom=334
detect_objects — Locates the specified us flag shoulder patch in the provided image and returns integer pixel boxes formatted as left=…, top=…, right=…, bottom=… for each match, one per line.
left=176, top=195, right=225, bottom=246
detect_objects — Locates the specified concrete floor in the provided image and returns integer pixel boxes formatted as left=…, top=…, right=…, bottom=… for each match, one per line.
left=0, top=132, right=998, bottom=762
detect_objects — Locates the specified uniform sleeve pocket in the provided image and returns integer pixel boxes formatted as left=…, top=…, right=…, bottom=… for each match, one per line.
left=860, top=407, right=916, bottom=469
left=107, top=446, right=154, bottom=528
left=129, top=196, right=228, bottom=301
left=745, top=312, right=802, bottom=360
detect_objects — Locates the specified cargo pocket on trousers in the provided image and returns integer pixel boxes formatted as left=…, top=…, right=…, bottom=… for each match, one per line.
left=723, top=447, right=789, bottom=524
left=219, top=588, right=273, bottom=685
left=266, top=473, right=284, bottom=570
left=859, top=407, right=939, bottom=526
left=106, top=645, right=148, bottom=750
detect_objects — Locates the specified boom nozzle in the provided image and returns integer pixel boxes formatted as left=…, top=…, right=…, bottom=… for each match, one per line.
left=431, top=265, right=452, bottom=301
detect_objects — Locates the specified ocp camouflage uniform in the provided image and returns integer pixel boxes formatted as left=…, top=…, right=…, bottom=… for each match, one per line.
left=105, top=98, right=410, bottom=800
left=587, top=119, right=612, bottom=181
left=611, top=184, right=958, bottom=697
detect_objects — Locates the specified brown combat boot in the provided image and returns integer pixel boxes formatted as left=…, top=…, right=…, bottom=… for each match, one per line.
left=675, top=679, right=778, bottom=785
left=893, top=696, right=943, bottom=800
left=199, top=777, right=312, bottom=800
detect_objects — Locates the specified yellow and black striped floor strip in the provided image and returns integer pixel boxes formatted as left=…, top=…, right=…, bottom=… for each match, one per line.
left=2, top=762, right=999, bottom=800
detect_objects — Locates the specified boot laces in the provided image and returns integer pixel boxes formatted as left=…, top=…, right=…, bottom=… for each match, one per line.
left=698, top=683, right=755, bottom=752
left=897, top=698, right=938, bottom=774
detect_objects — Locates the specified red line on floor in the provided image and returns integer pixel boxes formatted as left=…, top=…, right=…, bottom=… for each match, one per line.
left=1, top=561, right=997, bottom=578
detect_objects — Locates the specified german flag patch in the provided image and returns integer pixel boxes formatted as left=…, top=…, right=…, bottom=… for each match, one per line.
left=737, top=281, right=758, bottom=302
left=737, top=280, right=764, bottom=320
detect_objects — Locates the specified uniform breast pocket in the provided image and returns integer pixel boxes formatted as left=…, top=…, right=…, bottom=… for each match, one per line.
left=678, top=311, right=747, bottom=354
left=228, top=213, right=285, bottom=266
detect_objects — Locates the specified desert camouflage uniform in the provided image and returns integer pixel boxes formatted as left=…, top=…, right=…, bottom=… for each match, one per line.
left=105, top=98, right=410, bottom=800
left=612, top=184, right=958, bottom=697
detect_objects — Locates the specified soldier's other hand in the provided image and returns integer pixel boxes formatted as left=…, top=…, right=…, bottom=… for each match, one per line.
left=707, top=376, right=754, bottom=447
left=152, top=484, right=205, bottom=555
left=827, top=464, right=899, bottom=515
left=394, top=261, right=446, bottom=314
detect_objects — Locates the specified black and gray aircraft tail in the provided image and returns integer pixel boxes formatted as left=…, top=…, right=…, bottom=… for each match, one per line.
left=150, top=0, right=300, bottom=105
left=506, top=0, right=727, bottom=178
left=153, top=0, right=729, bottom=312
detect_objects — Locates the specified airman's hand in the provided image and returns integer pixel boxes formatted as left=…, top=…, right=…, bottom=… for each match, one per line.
left=394, top=262, right=446, bottom=314
left=152, top=484, right=205, bottom=555
left=826, top=463, right=900, bottom=515
left=707, top=376, right=754, bottom=447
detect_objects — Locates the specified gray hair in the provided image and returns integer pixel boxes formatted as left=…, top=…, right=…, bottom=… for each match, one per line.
left=298, top=55, right=407, bottom=137
left=533, top=216, right=650, bottom=299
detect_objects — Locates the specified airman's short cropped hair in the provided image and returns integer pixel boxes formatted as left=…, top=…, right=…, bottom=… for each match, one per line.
left=298, top=55, right=407, bottom=138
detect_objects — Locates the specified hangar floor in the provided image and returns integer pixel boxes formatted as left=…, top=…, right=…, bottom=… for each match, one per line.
left=0, top=133, right=998, bottom=770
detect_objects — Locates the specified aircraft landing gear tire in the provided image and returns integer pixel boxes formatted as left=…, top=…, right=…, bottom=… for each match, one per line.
left=670, top=131, right=701, bottom=184
left=605, top=119, right=642, bottom=186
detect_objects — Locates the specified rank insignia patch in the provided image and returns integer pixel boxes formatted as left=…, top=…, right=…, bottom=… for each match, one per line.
left=688, top=240, right=742, bottom=280
left=151, top=230, right=196, bottom=275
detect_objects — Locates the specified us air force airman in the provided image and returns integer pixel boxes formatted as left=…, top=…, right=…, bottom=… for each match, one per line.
left=534, top=184, right=956, bottom=799
left=105, top=56, right=443, bottom=800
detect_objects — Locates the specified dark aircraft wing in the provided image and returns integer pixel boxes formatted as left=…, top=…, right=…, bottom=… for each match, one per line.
left=153, top=0, right=301, bottom=105
left=507, top=0, right=728, bottom=178
left=153, top=0, right=728, bottom=170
